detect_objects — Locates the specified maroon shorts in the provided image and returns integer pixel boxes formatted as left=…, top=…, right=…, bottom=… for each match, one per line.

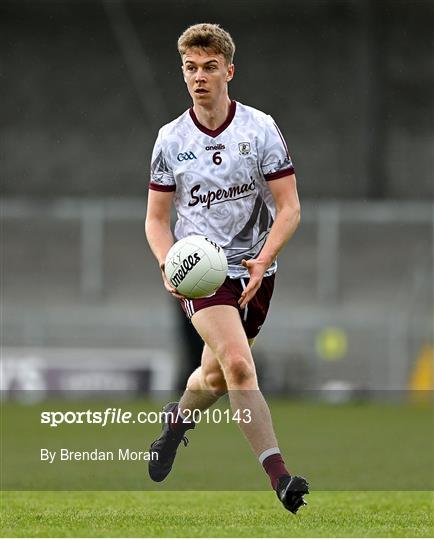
left=178, top=274, right=275, bottom=339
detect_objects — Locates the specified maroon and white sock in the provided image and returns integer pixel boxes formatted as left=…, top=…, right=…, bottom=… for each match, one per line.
left=259, top=447, right=290, bottom=490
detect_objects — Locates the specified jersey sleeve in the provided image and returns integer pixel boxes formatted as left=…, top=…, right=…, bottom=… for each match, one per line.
left=260, top=116, right=295, bottom=181
left=149, top=130, right=176, bottom=192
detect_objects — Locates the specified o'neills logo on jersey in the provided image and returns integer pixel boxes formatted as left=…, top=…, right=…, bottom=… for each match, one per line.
left=205, top=144, right=226, bottom=151
left=170, top=252, right=201, bottom=287
left=188, top=179, right=256, bottom=209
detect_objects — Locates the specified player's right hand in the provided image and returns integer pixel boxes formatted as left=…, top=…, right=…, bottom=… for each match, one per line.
left=160, top=264, right=185, bottom=299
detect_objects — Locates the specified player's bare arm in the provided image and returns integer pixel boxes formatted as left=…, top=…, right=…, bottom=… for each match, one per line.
left=239, top=173, right=301, bottom=309
left=145, top=190, right=184, bottom=298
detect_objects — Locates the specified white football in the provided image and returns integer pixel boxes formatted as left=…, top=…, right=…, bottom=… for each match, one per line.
left=165, top=235, right=228, bottom=299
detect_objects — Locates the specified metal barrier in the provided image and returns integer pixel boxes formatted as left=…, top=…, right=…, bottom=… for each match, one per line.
left=3, top=197, right=432, bottom=301
left=2, top=198, right=433, bottom=393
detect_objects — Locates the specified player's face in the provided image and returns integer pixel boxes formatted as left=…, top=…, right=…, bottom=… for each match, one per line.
left=182, top=48, right=234, bottom=105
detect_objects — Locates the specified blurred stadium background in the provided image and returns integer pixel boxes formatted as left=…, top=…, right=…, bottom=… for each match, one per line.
left=2, top=0, right=433, bottom=398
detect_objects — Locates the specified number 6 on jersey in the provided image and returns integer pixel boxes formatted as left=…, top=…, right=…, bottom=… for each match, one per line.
left=212, top=151, right=222, bottom=165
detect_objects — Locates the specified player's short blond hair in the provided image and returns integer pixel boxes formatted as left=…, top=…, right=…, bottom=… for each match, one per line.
left=177, top=23, right=235, bottom=65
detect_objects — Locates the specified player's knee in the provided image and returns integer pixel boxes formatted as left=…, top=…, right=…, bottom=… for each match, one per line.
left=204, top=371, right=227, bottom=397
left=224, top=353, right=256, bottom=386
left=185, top=368, right=201, bottom=392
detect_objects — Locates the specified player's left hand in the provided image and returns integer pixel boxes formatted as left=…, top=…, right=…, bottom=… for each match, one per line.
left=238, top=258, right=268, bottom=309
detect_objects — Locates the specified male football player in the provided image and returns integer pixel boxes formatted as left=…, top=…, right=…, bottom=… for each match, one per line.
left=145, top=23, right=309, bottom=513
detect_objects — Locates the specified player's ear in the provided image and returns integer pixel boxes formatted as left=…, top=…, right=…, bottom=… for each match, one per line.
left=226, top=63, right=235, bottom=82
left=181, top=65, right=187, bottom=83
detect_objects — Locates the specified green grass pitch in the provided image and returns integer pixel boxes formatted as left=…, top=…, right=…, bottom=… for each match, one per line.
left=2, top=399, right=433, bottom=536
left=1, top=490, right=433, bottom=537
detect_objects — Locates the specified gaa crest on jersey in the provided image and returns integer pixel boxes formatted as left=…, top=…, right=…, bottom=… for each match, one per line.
left=177, top=151, right=197, bottom=161
left=238, top=142, right=251, bottom=155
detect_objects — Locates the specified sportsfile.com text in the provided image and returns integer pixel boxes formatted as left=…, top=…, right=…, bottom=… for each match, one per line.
left=40, top=408, right=252, bottom=427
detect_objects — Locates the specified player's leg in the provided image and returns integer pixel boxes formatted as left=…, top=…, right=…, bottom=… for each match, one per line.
left=191, top=304, right=308, bottom=513
left=148, top=343, right=226, bottom=482
left=191, top=304, right=278, bottom=455
left=178, top=343, right=227, bottom=414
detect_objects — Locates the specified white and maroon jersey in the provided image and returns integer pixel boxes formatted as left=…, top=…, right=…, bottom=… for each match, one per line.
left=149, top=100, right=295, bottom=279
